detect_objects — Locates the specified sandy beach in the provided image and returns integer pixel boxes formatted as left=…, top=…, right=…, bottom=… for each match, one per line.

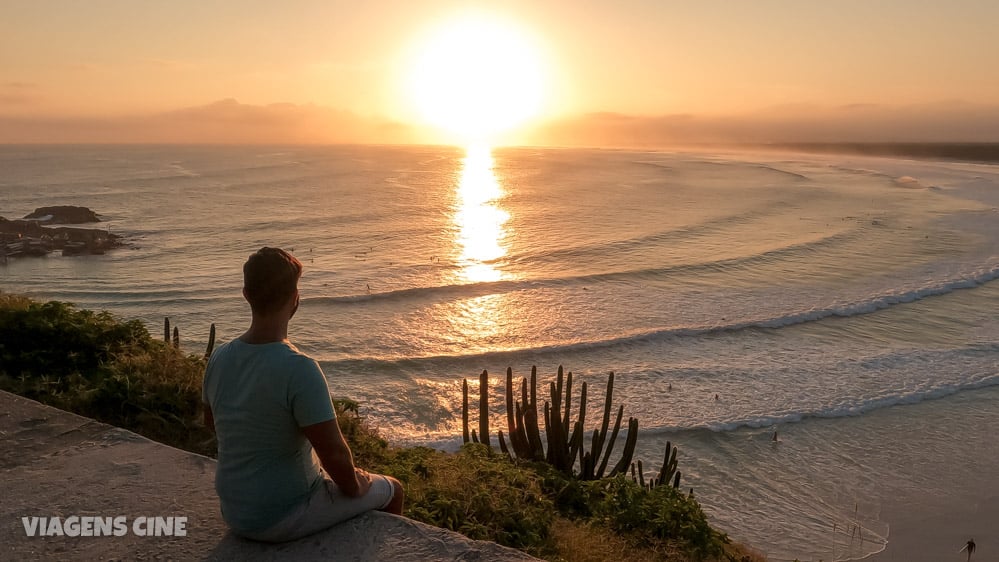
left=866, top=494, right=997, bottom=562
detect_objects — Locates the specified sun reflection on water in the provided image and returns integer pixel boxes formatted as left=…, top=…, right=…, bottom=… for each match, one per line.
left=453, top=144, right=510, bottom=283
left=440, top=144, right=519, bottom=354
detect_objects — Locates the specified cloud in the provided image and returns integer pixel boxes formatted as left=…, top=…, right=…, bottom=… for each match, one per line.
left=0, top=99, right=420, bottom=144
left=2, top=98, right=998, bottom=146
left=62, top=62, right=105, bottom=73
left=0, top=94, right=37, bottom=105
left=138, top=58, right=196, bottom=70
left=837, top=103, right=881, bottom=111
left=0, top=81, right=42, bottom=107
left=525, top=102, right=999, bottom=146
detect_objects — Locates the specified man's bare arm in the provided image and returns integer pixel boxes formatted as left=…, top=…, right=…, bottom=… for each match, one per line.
left=203, top=403, right=215, bottom=434
left=302, top=419, right=370, bottom=497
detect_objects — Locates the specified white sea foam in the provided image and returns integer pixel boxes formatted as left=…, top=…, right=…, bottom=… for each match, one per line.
left=893, top=175, right=924, bottom=188
left=643, top=370, right=999, bottom=435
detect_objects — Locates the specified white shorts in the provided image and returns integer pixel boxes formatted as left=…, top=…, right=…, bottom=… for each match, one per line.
left=239, top=471, right=395, bottom=542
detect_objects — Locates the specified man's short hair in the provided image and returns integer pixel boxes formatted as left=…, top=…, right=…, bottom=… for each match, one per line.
left=243, top=247, right=303, bottom=315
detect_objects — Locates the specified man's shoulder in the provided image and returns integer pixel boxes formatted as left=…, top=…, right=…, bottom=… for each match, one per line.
left=268, top=342, right=322, bottom=376
left=279, top=341, right=318, bottom=362
left=208, top=339, right=320, bottom=373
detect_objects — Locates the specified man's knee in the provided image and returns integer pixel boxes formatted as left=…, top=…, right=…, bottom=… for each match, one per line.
left=387, top=476, right=404, bottom=499
left=382, top=475, right=404, bottom=514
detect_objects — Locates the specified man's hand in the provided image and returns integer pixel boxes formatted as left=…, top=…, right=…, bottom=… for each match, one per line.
left=203, top=404, right=215, bottom=434
left=350, top=468, right=373, bottom=498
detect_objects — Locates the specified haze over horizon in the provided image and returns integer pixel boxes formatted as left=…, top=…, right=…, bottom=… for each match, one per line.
left=2, top=0, right=998, bottom=146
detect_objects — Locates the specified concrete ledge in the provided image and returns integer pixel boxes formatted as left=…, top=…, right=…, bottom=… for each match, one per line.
left=0, top=391, right=538, bottom=561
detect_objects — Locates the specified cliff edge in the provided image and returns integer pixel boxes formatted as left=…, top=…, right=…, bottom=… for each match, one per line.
left=0, top=391, right=538, bottom=561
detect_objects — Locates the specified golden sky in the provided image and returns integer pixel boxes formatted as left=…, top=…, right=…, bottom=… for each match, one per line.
left=2, top=0, right=998, bottom=144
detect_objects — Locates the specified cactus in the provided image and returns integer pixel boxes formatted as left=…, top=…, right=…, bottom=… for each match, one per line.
left=164, top=317, right=171, bottom=343
left=545, top=368, right=564, bottom=467
left=608, top=417, right=639, bottom=477
left=204, top=323, right=216, bottom=359
left=580, top=428, right=600, bottom=479
left=505, top=368, right=528, bottom=458
left=570, top=371, right=630, bottom=480
left=462, top=378, right=470, bottom=444
left=530, top=366, right=537, bottom=420
left=545, top=384, right=555, bottom=464
left=592, top=372, right=615, bottom=466
left=551, top=368, right=572, bottom=471
left=478, top=370, right=490, bottom=449
left=545, top=380, right=569, bottom=470
left=569, top=381, right=586, bottom=470
left=497, top=430, right=511, bottom=459
left=656, top=441, right=680, bottom=489
left=461, top=365, right=687, bottom=492
left=595, top=404, right=624, bottom=479
left=561, top=368, right=573, bottom=438
left=553, top=367, right=563, bottom=432
left=523, top=368, right=544, bottom=460
left=581, top=451, right=593, bottom=480
left=527, top=367, right=545, bottom=459
left=172, top=326, right=180, bottom=349
left=512, top=402, right=529, bottom=458
left=524, top=397, right=545, bottom=460
left=568, top=420, right=583, bottom=474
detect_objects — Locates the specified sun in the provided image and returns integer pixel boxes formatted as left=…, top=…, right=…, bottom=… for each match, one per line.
left=405, top=13, right=547, bottom=142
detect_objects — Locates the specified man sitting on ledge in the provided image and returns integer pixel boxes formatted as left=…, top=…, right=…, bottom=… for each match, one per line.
left=203, top=247, right=404, bottom=542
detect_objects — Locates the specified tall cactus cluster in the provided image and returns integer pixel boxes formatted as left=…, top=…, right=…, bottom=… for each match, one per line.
left=462, top=365, right=683, bottom=490
left=163, top=317, right=216, bottom=359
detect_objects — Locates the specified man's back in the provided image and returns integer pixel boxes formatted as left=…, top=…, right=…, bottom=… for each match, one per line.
left=203, top=339, right=335, bottom=533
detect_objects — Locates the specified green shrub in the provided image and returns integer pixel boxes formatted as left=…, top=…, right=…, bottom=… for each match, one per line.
left=0, top=298, right=148, bottom=383
left=333, top=397, right=391, bottom=466
left=583, top=476, right=728, bottom=559
left=373, top=443, right=557, bottom=556
left=0, top=294, right=214, bottom=456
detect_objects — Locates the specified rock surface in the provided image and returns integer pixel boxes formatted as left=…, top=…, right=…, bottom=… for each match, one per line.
left=0, top=391, right=539, bottom=562
left=23, top=205, right=101, bottom=224
left=1, top=207, right=123, bottom=257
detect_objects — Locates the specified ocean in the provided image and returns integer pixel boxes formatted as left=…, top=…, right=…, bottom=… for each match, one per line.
left=2, top=144, right=998, bottom=561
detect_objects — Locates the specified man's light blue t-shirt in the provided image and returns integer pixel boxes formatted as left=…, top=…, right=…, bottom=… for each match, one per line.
left=203, top=339, right=335, bottom=533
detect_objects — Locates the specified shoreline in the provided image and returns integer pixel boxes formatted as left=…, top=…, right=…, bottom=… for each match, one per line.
left=793, top=386, right=998, bottom=562
left=751, top=142, right=999, bottom=165
left=864, top=493, right=997, bottom=562
left=859, top=387, right=999, bottom=562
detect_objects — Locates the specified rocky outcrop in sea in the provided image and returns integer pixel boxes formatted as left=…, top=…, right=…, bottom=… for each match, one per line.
left=1, top=206, right=124, bottom=259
